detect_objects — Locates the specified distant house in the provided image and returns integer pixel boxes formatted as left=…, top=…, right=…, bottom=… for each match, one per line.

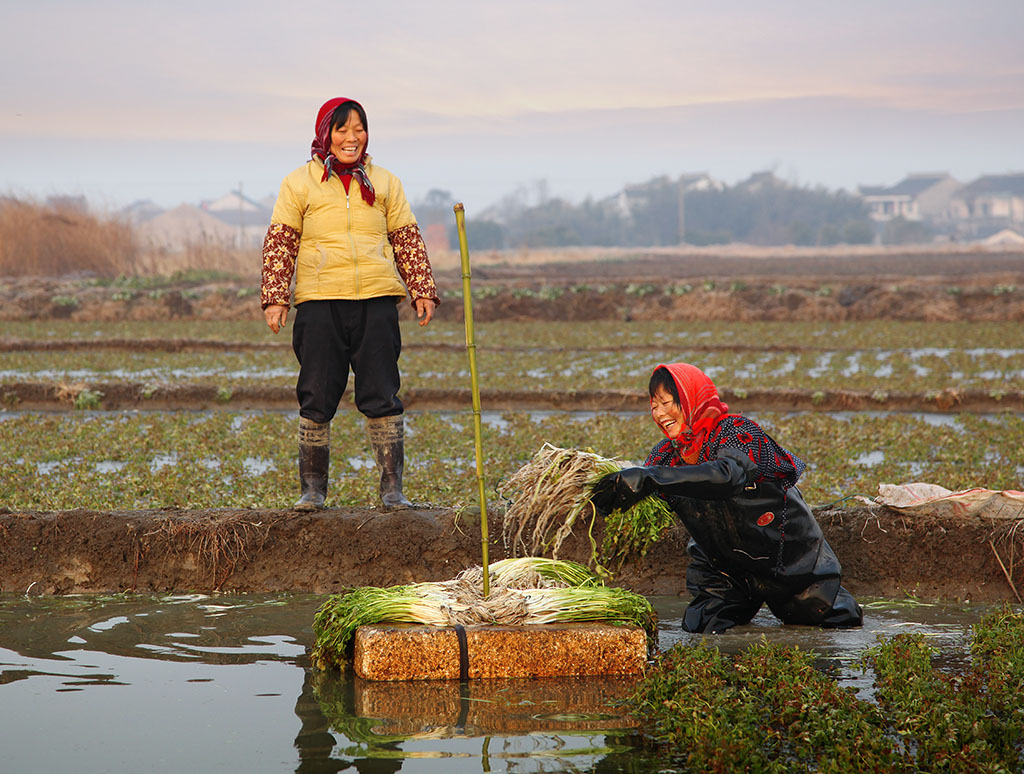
left=119, top=199, right=165, bottom=224
left=680, top=172, right=726, bottom=193
left=137, top=204, right=238, bottom=251
left=982, top=228, right=1024, bottom=246
left=200, top=190, right=272, bottom=249
left=611, top=172, right=724, bottom=218
left=857, top=173, right=961, bottom=223
left=736, top=170, right=787, bottom=193
left=421, top=222, right=450, bottom=255
left=949, top=173, right=1024, bottom=238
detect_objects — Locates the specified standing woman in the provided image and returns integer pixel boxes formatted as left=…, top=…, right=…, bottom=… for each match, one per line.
left=261, top=97, right=440, bottom=511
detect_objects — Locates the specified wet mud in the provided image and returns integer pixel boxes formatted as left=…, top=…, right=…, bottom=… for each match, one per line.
left=1, top=504, right=1020, bottom=603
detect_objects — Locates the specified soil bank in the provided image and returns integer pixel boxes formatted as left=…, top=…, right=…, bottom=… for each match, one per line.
left=1, top=505, right=1020, bottom=603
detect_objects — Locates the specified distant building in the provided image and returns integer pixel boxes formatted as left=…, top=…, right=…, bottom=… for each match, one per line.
left=949, top=173, right=1024, bottom=238
left=421, top=222, right=450, bottom=255
left=137, top=204, right=238, bottom=251
left=857, top=173, right=961, bottom=223
left=200, top=190, right=272, bottom=248
left=982, top=228, right=1024, bottom=246
left=736, top=170, right=787, bottom=193
left=612, top=172, right=724, bottom=218
left=118, top=199, right=164, bottom=224
left=679, top=172, right=726, bottom=193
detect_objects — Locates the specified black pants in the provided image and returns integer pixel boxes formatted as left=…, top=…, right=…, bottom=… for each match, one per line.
left=292, top=297, right=403, bottom=423
left=683, top=541, right=863, bottom=634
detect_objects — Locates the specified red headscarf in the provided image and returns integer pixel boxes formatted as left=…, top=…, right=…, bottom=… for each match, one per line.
left=652, top=362, right=734, bottom=464
left=645, top=362, right=805, bottom=486
left=310, top=97, right=375, bottom=206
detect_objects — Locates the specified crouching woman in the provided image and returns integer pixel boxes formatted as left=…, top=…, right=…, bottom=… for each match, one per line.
left=590, top=362, right=863, bottom=634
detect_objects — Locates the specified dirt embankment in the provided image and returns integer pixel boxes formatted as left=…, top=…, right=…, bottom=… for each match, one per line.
left=1, top=505, right=1021, bottom=604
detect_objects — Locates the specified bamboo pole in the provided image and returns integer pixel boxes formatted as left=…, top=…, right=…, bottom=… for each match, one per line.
left=453, top=203, right=490, bottom=597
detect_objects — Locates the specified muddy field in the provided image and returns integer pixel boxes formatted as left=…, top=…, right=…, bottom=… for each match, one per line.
left=3, top=246, right=1024, bottom=601
left=1, top=246, right=1023, bottom=324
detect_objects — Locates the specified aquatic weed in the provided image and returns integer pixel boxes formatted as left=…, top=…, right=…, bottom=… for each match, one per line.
left=629, top=638, right=902, bottom=771
left=630, top=610, right=1024, bottom=772
left=864, top=606, right=1024, bottom=771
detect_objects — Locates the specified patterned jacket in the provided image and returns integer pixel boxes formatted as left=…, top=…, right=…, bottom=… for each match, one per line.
left=260, top=156, right=438, bottom=309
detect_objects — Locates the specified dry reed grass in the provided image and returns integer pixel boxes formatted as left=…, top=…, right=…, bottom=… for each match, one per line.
left=53, top=381, right=89, bottom=405
left=0, top=197, right=139, bottom=276
left=0, top=196, right=259, bottom=279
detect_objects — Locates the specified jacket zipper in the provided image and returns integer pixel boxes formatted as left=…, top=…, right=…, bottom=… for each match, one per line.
left=346, top=191, right=360, bottom=295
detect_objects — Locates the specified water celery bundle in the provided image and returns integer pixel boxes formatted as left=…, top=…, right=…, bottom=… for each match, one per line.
left=311, top=557, right=656, bottom=670
left=498, top=443, right=676, bottom=572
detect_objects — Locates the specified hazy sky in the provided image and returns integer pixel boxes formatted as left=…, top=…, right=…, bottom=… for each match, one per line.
left=3, top=0, right=1023, bottom=212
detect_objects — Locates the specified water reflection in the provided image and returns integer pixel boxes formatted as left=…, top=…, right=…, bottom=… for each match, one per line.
left=0, top=593, right=995, bottom=774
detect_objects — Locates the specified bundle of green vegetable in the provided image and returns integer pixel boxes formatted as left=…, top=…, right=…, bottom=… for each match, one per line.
left=498, top=443, right=676, bottom=574
left=311, top=556, right=657, bottom=670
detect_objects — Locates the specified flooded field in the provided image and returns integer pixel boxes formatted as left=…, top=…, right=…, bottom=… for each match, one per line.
left=4, top=261, right=1024, bottom=770
left=0, top=593, right=985, bottom=774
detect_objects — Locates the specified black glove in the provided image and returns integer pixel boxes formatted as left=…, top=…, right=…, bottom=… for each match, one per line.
left=588, top=449, right=758, bottom=516
left=589, top=468, right=652, bottom=516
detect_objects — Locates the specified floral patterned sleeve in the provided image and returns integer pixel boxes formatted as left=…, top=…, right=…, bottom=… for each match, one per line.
left=260, top=223, right=301, bottom=309
left=389, top=223, right=440, bottom=305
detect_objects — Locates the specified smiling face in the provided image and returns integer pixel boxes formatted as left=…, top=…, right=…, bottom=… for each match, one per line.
left=329, top=109, right=367, bottom=165
left=651, top=386, right=686, bottom=439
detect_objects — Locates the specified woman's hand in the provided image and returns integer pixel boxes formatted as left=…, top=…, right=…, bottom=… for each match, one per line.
left=589, top=468, right=650, bottom=515
left=414, top=297, right=436, bottom=327
left=264, top=304, right=289, bottom=334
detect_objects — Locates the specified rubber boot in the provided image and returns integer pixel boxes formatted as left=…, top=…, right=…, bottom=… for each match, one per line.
left=294, top=417, right=329, bottom=511
left=366, top=414, right=413, bottom=510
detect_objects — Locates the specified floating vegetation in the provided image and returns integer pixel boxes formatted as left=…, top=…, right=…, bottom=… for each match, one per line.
left=628, top=606, right=1024, bottom=772
left=310, top=557, right=657, bottom=670
left=497, top=444, right=676, bottom=575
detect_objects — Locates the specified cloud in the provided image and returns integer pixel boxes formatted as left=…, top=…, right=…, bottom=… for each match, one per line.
left=2, top=0, right=1022, bottom=207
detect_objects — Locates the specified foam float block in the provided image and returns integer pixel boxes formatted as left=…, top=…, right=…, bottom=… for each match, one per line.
left=352, top=622, right=648, bottom=681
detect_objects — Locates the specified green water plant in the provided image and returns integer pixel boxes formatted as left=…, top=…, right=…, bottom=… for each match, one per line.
left=628, top=607, right=1024, bottom=772
left=864, top=606, right=1024, bottom=771
left=629, top=638, right=901, bottom=772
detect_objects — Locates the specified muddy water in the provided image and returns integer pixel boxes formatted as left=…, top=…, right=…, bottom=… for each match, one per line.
left=0, top=593, right=987, bottom=773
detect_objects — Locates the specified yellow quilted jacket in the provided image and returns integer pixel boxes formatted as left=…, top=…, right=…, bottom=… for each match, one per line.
left=269, top=156, right=416, bottom=304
